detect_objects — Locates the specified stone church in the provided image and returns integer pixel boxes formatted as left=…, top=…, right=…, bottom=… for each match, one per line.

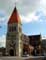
left=0, top=6, right=42, bottom=57
left=6, top=6, right=23, bottom=56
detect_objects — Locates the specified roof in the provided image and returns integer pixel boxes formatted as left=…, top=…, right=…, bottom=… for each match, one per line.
left=28, top=35, right=41, bottom=38
left=8, top=6, right=21, bottom=24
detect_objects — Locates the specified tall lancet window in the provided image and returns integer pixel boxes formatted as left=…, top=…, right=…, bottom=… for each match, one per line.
left=8, top=26, right=12, bottom=32
left=8, top=26, right=16, bottom=32
left=12, top=26, right=16, bottom=32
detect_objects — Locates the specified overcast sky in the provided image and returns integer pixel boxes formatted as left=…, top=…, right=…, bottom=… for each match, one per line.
left=0, top=0, right=46, bottom=47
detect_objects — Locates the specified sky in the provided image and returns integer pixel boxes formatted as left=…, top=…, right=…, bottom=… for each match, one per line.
left=0, top=0, right=46, bottom=47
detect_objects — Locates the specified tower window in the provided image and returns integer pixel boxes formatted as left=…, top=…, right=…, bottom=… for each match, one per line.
left=8, top=25, right=17, bottom=32
left=8, top=26, right=12, bottom=32
left=12, top=26, right=16, bottom=31
left=8, top=28, right=10, bottom=32
left=14, top=26, right=16, bottom=31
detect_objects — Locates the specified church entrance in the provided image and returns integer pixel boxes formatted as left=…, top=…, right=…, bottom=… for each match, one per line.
left=9, top=49, right=14, bottom=56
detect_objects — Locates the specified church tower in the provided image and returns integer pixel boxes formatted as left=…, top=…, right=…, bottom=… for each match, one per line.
left=6, top=6, right=23, bottom=56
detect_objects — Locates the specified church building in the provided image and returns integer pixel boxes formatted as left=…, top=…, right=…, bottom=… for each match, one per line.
left=6, top=6, right=23, bottom=56
left=0, top=6, right=42, bottom=57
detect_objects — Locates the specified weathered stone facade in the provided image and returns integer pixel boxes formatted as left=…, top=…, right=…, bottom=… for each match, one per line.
left=6, top=6, right=23, bottom=56
left=0, top=48, right=6, bottom=56
left=28, top=35, right=42, bottom=56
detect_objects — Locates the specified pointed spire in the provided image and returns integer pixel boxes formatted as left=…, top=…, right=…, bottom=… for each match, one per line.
left=8, top=6, right=21, bottom=24
left=13, top=7, right=17, bottom=12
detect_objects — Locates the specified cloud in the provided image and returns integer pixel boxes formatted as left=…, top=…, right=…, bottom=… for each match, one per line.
left=20, top=11, right=40, bottom=23
left=20, top=9, right=46, bottom=23
left=39, top=0, right=46, bottom=15
left=40, top=0, right=46, bottom=8
left=0, top=10, right=8, bottom=24
left=0, top=0, right=46, bottom=24
left=0, top=0, right=41, bottom=15
left=16, top=0, right=40, bottom=15
left=0, top=0, right=45, bottom=24
left=0, top=35, right=6, bottom=47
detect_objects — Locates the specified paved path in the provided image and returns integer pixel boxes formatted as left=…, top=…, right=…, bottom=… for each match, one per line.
left=0, top=56, right=46, bottom=60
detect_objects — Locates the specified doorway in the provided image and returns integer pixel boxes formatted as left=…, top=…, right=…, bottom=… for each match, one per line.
left=9, top=49, right=14, bottom=56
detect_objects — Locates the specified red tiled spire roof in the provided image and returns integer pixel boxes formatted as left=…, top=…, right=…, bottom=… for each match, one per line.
left=8, top=6, right=20, bottom=24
